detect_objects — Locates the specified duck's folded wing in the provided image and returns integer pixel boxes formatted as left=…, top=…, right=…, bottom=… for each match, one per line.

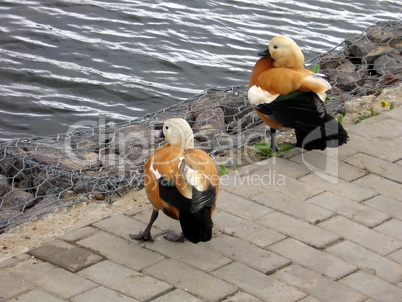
left=157, top=177, right=192, bottom=213
left=254, top=91, right=326, bottom=129
left=157, top=178, right=216, bottom=214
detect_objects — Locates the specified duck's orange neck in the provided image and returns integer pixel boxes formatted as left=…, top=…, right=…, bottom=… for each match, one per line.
left=248, top=56, right=274, bottom=89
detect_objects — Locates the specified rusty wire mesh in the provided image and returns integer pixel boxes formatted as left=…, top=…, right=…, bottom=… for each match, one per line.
left=1, top=20, right=401, bottom=232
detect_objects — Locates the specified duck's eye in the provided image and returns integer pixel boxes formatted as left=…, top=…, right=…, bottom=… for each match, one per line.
left=273, top=45, right=278, bottom=49
left=165, top=125, right=169, bottom=130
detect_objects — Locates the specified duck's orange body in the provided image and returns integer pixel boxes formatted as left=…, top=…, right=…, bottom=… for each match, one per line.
left=131, top=118, right=219, bottom=244
left=248, top=36, right=348, bottom=151
left=144, top=144, right=218, bottom=221
left=249, top=57, right=322, bottom=96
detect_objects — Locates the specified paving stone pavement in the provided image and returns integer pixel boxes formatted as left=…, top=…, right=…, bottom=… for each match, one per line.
left=1, top=108, right=402, bottom=302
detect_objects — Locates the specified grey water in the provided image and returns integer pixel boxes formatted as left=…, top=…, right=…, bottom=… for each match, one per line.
left=0, top=0, right=401, bottom=140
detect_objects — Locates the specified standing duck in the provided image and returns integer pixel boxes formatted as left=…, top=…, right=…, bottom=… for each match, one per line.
left=130, top=118, right=219, bottom=244
left=248, top=36, right=349, bottom=151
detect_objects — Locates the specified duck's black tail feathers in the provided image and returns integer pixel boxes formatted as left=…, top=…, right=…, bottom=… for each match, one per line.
left=179, top=207, right=213, bottom=244
left=294, top=113, right=349, bottom=150
left=255, top=91, right=349, bottom=151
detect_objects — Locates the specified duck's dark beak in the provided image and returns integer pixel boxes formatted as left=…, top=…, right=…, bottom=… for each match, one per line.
left=258, top=48, right=271, bottom=57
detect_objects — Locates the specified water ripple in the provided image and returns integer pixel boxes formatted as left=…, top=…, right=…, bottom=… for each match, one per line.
left=0, top=0, right=401, bottom=138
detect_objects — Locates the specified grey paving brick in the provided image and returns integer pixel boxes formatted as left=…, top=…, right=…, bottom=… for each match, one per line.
left=10, top=261, right=97, bottom=299
left=274, top=264, right=366, bottom=302
left=381, top=106, right=402, bottom=121
left=290, top=150, right=366, bottom=181
left=71, top=286, right=138, bottom=302
left=298, top=173, right=376, bottom=202
left=28, top=239, right=102, bottom=272
left=0, top=253, right=30, bottom=269
left=223, top=168, right=322, bottom=201
left=231, top=163, right=262, bottom=177
left=307, top=191, right=390, bottom=227
left=352, top=174, right=402, bottom=201
left=300, top=140, right=359, bottom=161
left=93, top=213, right=160, bottom=239
left=348, top=111, right=402, bottom=140
left=340, top=270, right=402, bottom=302
left=364, top=195, right=402, bottom=220
left=257, top=212, right=340, bottom=248
left=386, top=105, right=402, bottom=119
left=217, top=190, right=274, bottom=221
left=207, top=234, right=290, bottom=274
left=345, top=153, right=402, bottom=183
left=343, top=133, right=402, bottom=162
left=222, top=291, right=263, bottom=302
left=6, top=289, right=67, bottom=302
left=253, top=156, right=311, bottom=178
left=142, top=236, right=231, bottom=272
left=256, top=172, right=324, bottom=200
left=252, top=191, right=334, bottom=224
left=219, top=171, right=271, bottom=199
left=297, top=296, right=321, bottom=302
left=0, top=272, right=33, bottom=301
left=143, top=258, right=237, bottom=301
left=151, top=289, right=203, bottom=302
left=281, top=146, right=303, bottom=159
left=326, top=240, right=402, bottom=284
left=374, top=219, right=402, bottom=241
left=214, top=210, right=285, bottom=248
left=59, top=226, right=98, bottom=242
left=268, top=238, right=356, bottom=279
left=131, top=208, right=183, bottom=237
left=79, top=260, right=172, bottom=301
left=213, top=262, right=306, bottom=302
left=77, top=230, right=165, bottom=271
left=388, top=249, right=402, bottom=265
left=319, top=216, right=401, bottom=256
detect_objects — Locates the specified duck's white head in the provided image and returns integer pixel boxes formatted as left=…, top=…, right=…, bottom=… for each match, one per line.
left=267, top=36, right=305, bottom=68
left=163, top=118, right=194, bottom=149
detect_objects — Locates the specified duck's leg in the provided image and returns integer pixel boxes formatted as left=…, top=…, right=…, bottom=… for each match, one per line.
left=129, top=209, right=158, bottom=241
left=164, top=231, right=185, bottom=242
left=270, top=127, right=277, bottom=153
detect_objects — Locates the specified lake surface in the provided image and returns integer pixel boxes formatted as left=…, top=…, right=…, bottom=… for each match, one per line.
left=0, top=0, right=401, bottom=139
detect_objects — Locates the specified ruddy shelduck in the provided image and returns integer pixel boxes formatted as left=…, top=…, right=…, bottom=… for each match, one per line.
left=130, top=118, right=219, bottom=244
left=248, top=36, right=349, bottom=151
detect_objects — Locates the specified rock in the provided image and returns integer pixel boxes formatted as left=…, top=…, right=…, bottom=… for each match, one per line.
left=377, top=83, right=402, bottom=102
left=3, top=190, right=35, bottom=210
left=32, top=171, right=53, bottom=196
left=345, top=36, right=378, bottom=58
left=0, top=174, right=10, bottom=197
left=324, top=98, right=346, bottom=116
left=230, top=111, right=262, bottom=135
left=126, top=147, right=147, bottom=163
left=218, top=93, right=252, bottom=123
left=366, top=21, right=402, bottom=44
left=0, top=209, right=21, bottom=232
left=373, top=54, right=402, bottom=76
left=26, top=195, right=62, bottom=219
left=319, top=21, right=402, bottom=99
left=335, top=72, right=362, bottom=92
left=193, top=107, right=226, bottom=137
left=320, top=53, right=344, bottom=70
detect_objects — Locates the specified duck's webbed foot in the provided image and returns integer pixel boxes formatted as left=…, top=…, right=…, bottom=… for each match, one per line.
left=129, top=230, right=154, bottom=241
left=129, top=209, right=158, bottom=242
left=164, top=230, right=185, bottom=242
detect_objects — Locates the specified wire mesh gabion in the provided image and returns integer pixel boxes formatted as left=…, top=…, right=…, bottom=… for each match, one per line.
left=1, top=20, right=401, bottom=232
